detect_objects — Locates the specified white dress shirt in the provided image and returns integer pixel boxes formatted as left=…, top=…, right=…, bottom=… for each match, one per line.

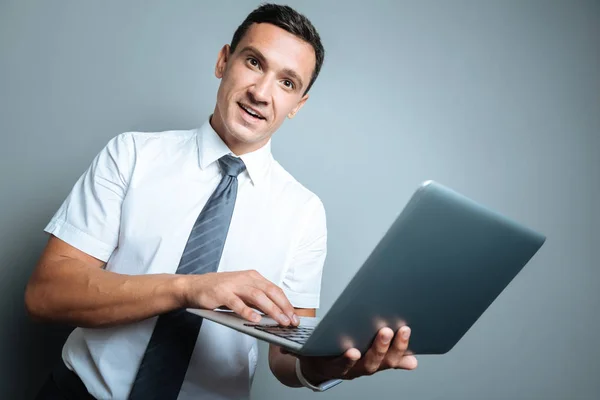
left=43, top=118, right=328, bottom=399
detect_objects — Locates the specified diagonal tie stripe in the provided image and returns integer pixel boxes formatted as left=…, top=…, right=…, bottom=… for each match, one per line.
left=177, top=246, right=222, bottom=276
left=128, top=155, right=246, bottom=400
left=189, top=213, right=225, bottom=234
left=192, top=201, right=223, bottom=223
left=189, top=222, right=226, bottom=243
left=178, top=236, right=221, bottom=265
left=179, top=225, right=225, bottom=259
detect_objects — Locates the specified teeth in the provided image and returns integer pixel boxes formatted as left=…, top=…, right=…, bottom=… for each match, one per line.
left=240, top=104, right=261, bottom=119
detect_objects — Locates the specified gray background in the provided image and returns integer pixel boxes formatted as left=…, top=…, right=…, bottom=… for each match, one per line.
left=1, top=0, right=598, bottom=399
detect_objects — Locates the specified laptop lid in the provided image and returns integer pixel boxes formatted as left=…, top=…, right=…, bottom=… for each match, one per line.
left=299, top=180, right=546, bottom=356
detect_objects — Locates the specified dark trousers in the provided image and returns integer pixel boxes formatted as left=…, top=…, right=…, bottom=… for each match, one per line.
left=35, top=361, right=95, bottom=400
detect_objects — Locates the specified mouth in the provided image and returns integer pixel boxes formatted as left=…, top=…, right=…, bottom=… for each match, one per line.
left=238, top=102, right=266, bottom=121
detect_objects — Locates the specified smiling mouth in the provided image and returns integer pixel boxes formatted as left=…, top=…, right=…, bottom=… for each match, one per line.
left=238, top=102, right=266, bottom=120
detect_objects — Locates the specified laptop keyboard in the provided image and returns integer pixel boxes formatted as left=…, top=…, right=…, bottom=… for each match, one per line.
left=244, top=324, right=314, bottom=344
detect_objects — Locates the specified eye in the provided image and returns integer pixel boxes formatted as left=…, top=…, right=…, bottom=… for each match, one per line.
left=282, top=79, right=295, bottom=90
left=247, top=57, right=260, bottom=69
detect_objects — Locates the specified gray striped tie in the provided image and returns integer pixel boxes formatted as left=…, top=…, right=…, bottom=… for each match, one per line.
left=128, top=154, right=246, bottom=400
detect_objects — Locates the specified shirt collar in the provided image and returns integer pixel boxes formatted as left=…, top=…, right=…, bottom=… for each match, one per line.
left=196, top=118, right=272, bottom=187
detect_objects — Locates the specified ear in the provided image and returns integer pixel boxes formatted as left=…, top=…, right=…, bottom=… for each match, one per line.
left=288, top=94, right=309, bottom=119
left=215, top=44, right=231, bottom=79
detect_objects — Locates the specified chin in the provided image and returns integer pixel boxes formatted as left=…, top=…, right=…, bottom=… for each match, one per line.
left=225, top=120, right=265, bottom=145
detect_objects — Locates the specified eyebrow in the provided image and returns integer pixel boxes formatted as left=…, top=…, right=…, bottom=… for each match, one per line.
left=239, top=45, right=305, bottom=91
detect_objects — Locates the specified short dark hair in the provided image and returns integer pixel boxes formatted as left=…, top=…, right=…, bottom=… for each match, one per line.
left=230, top=3, right=325, bottom=95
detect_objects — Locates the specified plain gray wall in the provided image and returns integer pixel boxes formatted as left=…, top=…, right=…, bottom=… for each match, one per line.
left=1, top=0, right=598, bottom=399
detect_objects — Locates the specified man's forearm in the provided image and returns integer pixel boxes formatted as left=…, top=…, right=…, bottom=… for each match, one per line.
left=25, top=256, right=188, bottom=328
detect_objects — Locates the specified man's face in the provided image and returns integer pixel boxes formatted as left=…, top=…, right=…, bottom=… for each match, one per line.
left=211, top=23, right=316, bottom=154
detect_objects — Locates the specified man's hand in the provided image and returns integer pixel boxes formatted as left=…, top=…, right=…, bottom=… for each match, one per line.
left=184, top=270, right=299, bottom=327
left=26, top=237, right=299, bottom=329
left=286, top=326, right=417, bottom=382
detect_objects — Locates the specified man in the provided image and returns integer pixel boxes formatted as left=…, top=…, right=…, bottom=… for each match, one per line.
left=26, top=3, right=417, bottom=399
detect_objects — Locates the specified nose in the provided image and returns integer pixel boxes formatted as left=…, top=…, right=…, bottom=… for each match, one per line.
left=248, top=75, right=271, bottom=105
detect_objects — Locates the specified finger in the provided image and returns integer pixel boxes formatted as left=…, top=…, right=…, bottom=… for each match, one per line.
left=395, top=355, right=418, bottom=370
left=251, top=274, right=298, bottom=325
left=392, top=326, right=411, bottom=354
left=224, top=295, right=262, bottom=323
left=239, top=286, right=291, bottom=326
left=361, top=328, right=394, bottom=375
left=385, top=326, right=411, bottom=368
left=341, top=348, right=361, bottom=376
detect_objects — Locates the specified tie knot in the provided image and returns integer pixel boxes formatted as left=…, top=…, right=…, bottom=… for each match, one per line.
left=218, top=154, right=246, bottom=177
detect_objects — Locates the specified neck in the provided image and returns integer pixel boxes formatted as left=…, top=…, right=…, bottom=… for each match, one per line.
left=209, top=111, right=268, bottom=156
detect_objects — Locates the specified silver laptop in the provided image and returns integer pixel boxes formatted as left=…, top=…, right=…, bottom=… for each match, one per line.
left=187, top=180, right=546, bottom=357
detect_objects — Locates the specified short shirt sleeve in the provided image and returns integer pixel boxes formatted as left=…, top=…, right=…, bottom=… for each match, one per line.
left=282, top=197, right=328, bottom=309
left=44, top=133, right=135, bottom=262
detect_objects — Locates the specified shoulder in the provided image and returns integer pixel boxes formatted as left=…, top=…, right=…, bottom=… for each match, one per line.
left=111, top=129, right=197, bottom=151
left=101, top=129, right=198, bottom=162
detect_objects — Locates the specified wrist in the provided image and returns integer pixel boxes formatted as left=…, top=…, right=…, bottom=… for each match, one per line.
left=295, top=358, right=343, bottom=392
left=297, top=359, right=328, bottom=386
left=171, top=274, right=194, bottom=308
